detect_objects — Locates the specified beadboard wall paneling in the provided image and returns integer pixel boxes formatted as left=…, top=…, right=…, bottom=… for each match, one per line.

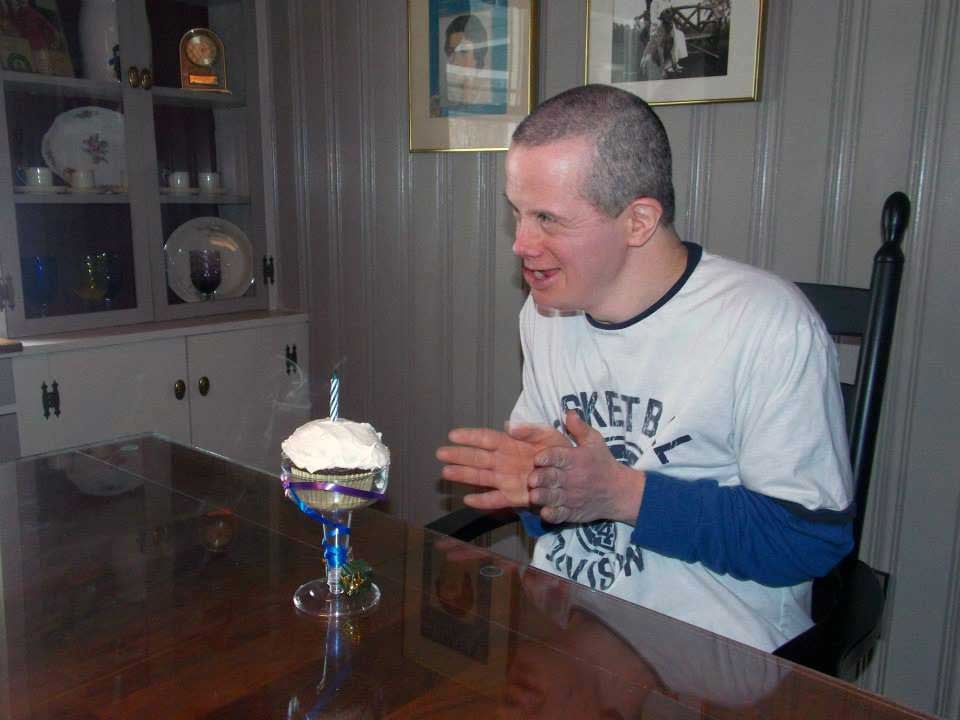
left=290, top=1, right=960, bottom=714
left=367, top=0, right=414, bottom=521
left=844, top=2, right=924, bottom=288
left=768, top=1, right=836, bottom=281
left=703, top=100, right=757, bottom=260
left=878, top=1, right=960, bottom=712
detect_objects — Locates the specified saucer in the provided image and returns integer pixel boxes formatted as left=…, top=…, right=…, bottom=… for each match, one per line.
left=161, top=187, right=200, bottom=195
left=68, top=186, right=100, bottom=193
left=16, top=185, right=67, bottom=194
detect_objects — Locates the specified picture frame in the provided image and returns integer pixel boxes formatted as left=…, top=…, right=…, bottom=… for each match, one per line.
left=402, top=528, right=515, bottom=693
left=586, top=0, right=764, bottom=106
left=408, top=0, right=537, bottom=152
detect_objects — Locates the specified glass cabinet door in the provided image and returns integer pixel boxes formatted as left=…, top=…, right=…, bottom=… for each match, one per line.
left=0, top=0, right=154, bottom=336
left=140, top=0, right=266, bottom=320
left=0, top=0, right=268, bottom=337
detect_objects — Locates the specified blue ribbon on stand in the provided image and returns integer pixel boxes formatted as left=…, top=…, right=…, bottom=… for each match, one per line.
left=282, top=474, right=350, bottom=569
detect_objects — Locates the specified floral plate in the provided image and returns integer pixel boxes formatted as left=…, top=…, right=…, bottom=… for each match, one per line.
left=41, top=106, right=126, bottom=188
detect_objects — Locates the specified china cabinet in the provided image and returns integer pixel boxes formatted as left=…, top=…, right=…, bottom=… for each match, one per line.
left=0, top=0, right=274, bottom=338
left=0, top=0, right=311, bottom=463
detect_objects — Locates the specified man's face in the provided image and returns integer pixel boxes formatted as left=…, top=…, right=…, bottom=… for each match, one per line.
left=506, top=137, right=633, bottom=320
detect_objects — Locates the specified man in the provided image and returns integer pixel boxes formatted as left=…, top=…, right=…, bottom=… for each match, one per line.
left=436, top=84, right=854, bottom=651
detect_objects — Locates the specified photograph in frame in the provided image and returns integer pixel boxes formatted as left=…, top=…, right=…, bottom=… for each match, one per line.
left=586, top=0, right=764, bottom=106
left=409, top=0, right=536, bottom=152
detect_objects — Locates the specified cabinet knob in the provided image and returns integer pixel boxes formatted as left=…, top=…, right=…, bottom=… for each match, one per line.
left=127, top=65, right=141, bottom=88
left=174, top=379, right=186, bottom=400
left=140, top=68, right=154, bottom=90
left=199, top=376, right=210, bottom=396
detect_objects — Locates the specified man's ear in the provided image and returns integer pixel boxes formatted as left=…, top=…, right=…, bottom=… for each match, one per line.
left=623, top=197, right=664, bottom=248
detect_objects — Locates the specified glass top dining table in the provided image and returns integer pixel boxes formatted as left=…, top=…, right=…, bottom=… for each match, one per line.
left=0, top=435, right=935, bottom=719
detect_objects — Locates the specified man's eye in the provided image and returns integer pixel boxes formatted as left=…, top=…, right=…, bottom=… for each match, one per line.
left=537, top=213, right=553, bottom=224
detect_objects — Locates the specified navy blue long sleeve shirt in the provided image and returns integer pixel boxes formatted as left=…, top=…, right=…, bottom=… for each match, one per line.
left=520, top=471, right=853, bottom=587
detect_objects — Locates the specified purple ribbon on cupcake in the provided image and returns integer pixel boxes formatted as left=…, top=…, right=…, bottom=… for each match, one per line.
left=285, top=479, right=385, bottom=502
left=280, top=467, right=385, bottom=503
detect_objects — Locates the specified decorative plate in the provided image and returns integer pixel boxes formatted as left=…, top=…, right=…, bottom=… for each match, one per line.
left=41, top=106, right=126, bottom=188
left=164, top=216, right=254, bottom=302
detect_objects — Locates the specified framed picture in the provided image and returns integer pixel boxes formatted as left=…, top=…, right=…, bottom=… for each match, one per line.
left=0, top=0, right=75, bottom=77
left=408, top=0, right=537, bottom=152
left=402, top=528, right=515, bottom=693
left=586, top=0, right=764, bottom=106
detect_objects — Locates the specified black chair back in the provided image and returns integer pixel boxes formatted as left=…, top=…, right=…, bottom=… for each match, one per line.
left=776, top=191, right=909, bottom=677
left=795, top=191, right=909, bottom=557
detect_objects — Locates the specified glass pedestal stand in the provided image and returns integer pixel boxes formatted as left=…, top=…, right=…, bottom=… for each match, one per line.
left=281, top=453, right=388, bottom=619
left=292, top=510, right=382, bottom=618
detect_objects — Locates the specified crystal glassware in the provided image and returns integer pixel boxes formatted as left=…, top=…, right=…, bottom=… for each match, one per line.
left=76, top=253, right=109, bottom=307
left=20, top=255, right=58, bottom=318
left=281, top=452, right=389, bottom=618
left=100, top=252, right=123, bottom=309
left=189, top=248, right=222, bottom=299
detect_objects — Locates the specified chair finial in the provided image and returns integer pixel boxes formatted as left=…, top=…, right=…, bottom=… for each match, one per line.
left=882, top=192, right=910, bottom=247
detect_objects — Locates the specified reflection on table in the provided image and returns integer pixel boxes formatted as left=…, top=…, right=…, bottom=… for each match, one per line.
left=0, top=436, right=934, bottom=719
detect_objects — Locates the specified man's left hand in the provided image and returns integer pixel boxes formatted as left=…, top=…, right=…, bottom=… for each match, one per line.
left=528, top=410, right=646, bottom=525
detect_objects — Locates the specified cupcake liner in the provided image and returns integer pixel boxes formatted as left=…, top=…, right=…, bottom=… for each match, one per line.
left=290, top=465, right=383, bottom=512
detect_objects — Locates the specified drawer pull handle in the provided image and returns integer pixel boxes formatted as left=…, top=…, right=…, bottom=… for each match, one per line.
left=199, top=376, right=210, bottom=396
left=174, top=379, right=186, bottom=400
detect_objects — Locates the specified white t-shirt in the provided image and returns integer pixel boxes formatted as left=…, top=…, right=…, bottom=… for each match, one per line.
left=511, top=245, right=853, bottom=651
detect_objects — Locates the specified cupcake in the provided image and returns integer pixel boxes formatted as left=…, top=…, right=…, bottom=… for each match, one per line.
left=281, top=419, right=389, bottom=512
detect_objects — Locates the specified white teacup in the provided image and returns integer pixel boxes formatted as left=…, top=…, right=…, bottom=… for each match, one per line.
left=20, top=166, right=53, bottom=187
left=169, top=170, right=191, bottom=192
left=71, top=169, right=95, bottom=190
left=198, top=171, right=220, bottom=194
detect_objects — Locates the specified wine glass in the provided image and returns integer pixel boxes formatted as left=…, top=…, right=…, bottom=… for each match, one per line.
left=20, top=255, right=58, bottom=318
left=76, top=253, right=109, bottom=308
left=189, top=249, right=222, bottom=300
left=100, top=252, right=123, bottom=310
left=281, top=453, right=389, bottom=617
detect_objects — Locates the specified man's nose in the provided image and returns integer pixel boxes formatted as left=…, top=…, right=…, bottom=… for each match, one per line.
left=512, top=220, right=541, bottom=258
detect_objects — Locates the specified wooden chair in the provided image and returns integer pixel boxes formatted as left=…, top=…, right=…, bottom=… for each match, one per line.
left=427, top=191, right=910, bottom=680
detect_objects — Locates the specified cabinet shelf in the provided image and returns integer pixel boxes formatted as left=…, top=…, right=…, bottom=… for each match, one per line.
left=0, top=71, right=123, bottom=101
left=151, top=86, right=246, bottom=109
left=14, top=192, right=130, bottom=205
left=159, top=192, right=250, bottom=205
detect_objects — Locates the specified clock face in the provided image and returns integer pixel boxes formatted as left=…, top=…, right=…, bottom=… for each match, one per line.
left=185, top=34, right=218, bottom=67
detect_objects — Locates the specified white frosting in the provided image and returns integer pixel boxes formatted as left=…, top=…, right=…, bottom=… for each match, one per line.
left=281, top=418, right=390, bottom=473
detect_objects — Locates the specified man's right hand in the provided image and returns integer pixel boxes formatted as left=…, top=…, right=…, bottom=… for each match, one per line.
left=436, top=422, right=570, bottom=510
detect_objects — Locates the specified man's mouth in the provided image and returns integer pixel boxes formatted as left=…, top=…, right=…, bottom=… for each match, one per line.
left=524, top=266, right=558, bottom=283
